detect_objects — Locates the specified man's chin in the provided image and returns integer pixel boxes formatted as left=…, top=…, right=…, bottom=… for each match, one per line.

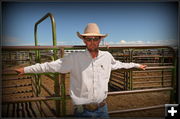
left=87, top=48, right=99, bottom=52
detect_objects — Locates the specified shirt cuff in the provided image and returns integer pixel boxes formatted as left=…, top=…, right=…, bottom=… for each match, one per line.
left=134, top=63, right=141, bottom=68
left=24, top=66, right=31, bottom=73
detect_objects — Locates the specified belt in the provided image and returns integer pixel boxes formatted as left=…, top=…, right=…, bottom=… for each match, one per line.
left=75, top=99, right=106, bottom=112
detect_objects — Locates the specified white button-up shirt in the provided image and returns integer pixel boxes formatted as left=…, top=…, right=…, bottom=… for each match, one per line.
left=24, top=50, right=140, bottom=105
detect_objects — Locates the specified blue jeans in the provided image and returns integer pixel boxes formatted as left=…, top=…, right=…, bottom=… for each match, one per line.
left=74, top=104, right=109, bottom=118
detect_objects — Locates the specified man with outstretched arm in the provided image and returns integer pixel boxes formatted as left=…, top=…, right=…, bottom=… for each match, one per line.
left=15, top=23, right=146, bottom=118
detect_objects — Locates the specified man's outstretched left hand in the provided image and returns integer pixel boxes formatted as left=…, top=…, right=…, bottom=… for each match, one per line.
left=139, top=65, right=147, bottom=70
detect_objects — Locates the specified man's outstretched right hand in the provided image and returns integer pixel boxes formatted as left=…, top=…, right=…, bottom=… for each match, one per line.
left=15, top=67, right=25, bottom=76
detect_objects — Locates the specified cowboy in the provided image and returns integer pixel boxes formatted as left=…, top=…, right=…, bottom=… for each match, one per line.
left=15, top=23, right=147, bottom=118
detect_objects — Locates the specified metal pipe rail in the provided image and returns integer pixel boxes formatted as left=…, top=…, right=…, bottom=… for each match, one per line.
left=2, top=45, right=176, bottom=50
left=108, top=87, right=172, bottom=95
left=2, top=77, right=32, bottom=81
left=108, top=87, right=173, bottom=115
left=2, top=45, right=176, bottom=117
left=2, top=96, right=62, bottom=104
left=3, top=87, right=172, bottom=103
left=3, top=90, right=33, bottom=95
left=109, top=104, right=165, bottom=114
left=2, top=84, right=32, bottom=89
left=34, top=13, right=59, bottom=116
left=34, top=13, right=57, bottom=47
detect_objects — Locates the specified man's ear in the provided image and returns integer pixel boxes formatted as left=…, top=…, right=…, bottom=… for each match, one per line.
left=100, top=37, right=104, bottom=41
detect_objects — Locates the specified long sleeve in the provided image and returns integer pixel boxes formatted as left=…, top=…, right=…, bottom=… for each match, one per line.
left=24, top=54, right=73, bottom=74
left=110, top=53, right=140, bottom=70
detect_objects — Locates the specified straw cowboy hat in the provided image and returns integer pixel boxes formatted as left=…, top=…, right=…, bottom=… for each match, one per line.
left=77, top=23, right=108, bottom=39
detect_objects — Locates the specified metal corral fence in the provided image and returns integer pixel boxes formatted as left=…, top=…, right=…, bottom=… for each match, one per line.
left=1, top=45, right=177, bottom=117
left=1, top=13, right=177, bottom=117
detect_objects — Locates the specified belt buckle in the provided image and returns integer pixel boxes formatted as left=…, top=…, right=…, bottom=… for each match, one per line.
left=84, top=103, right=98, bottom=111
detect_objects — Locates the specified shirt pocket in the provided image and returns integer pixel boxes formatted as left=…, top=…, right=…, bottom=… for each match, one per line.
left=97, top=64, right=108, bottom=80
left=97, top=64, right=109, bottom=93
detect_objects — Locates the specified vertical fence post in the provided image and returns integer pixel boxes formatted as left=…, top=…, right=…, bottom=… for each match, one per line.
left=129, top=48, right=133, bottom=90
left=60, top=74, right=66, bottom=116
left=54, top=74, right=61, bottom=117
left=53, top=50, right=61, bottom=117
left=59, top=48, right=66, bottom=116
left=161, top=49, right=164, bottom=87
left=34, top=13, right=60, bottom=117
left=170, top=49, right=177, bottom=103
left=123, top=50, right=127, bottom=90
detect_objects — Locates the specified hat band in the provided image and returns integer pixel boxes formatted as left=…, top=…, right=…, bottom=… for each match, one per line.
left=80, top=33, right=106, bottom=36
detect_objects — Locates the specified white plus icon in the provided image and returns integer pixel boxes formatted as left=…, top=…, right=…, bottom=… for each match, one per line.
left=168, top=107, right=177, bottom=116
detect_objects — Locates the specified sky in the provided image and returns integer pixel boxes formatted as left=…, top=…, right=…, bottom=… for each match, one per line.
left=2, top=2, right=178, bottom=46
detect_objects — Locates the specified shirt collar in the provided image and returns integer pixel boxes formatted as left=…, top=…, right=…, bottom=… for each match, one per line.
left=85, top=49, right=103, bottom=59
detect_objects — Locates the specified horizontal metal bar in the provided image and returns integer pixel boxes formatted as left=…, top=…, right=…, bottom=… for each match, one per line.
left=16, top=96, right=33, bottom=99
left=133, top=55, right=173, bottom=58
left=2, top=71, right=60, bottom=76
left=2, top=46, right=60, bottom=51
left=133, top=69, right=172, bottom=73
left=145, top=66, right=174, bottom=70
left=3, top=90, right=33, bottom=95
left=2, top=84, right=32, bottom=89
left=2, top=45, right=175, bottom=51
left=2, top=96, right=62, bottom=104
left=137, top=63, right=173, bottom=65
left=133, top=75, right=172, bottom=79
left=108, top=104, right=164, bottom=114
left=2, top=66, right=174, bottom=77
left=108, top=87, right=173, bottom=95
left=2, top=77, right=32, bottom=81
left=112, top=55, right=173, bottom=58
left=133, top=86, right=170, bottom=90
left=117, top=66, right=174, bottom=72
left=133, top=80, right=171, bottom=84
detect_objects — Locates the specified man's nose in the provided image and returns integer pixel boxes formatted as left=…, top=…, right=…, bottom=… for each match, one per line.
left=90, top=40, right=94, bottom=43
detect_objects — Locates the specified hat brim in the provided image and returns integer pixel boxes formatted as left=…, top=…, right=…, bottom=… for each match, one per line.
left=77, top=32, right=108, bottom=40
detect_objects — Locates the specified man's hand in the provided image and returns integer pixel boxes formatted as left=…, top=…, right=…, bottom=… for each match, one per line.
left=138, top=64, right=147, bottom=70
left=15, top=67, right=25, bottom=76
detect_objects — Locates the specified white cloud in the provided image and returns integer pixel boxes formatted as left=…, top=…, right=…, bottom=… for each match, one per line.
left=120, top=40, right=126, bottom=44
left=107, top=40, right=145, bottom=45
left=105, top=39, right=177, bottom=47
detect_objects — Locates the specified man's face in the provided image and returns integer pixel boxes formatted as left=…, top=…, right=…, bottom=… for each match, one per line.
left=83, top=36, right=102, bottom=52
